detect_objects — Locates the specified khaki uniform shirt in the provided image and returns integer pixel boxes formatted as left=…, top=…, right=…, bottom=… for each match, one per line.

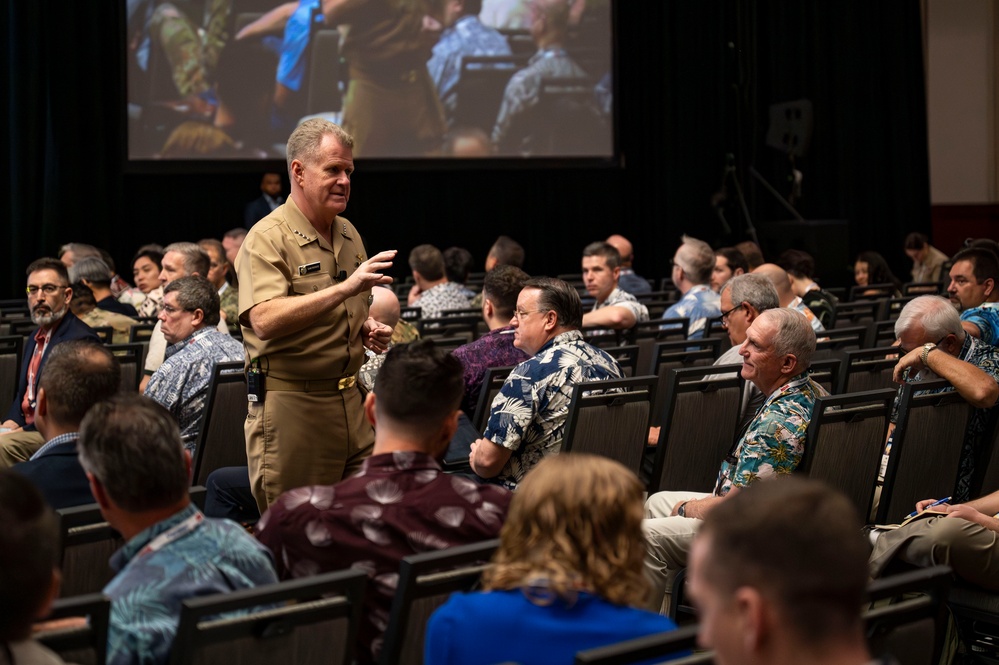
left=236, top=197, right=370, bottom=381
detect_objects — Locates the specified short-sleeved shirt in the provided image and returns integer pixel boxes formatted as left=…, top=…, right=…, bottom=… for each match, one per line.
left=413, top=281, right=473, bottom=319
left=236, top=197, right=370, bottom=380
left=451, top=326, right=529, bottom=414
left=662, top=284, right=721, bottom=339
left=483, top=330, right=623, bottom=489
left=80, top=308, right=138, bottom=344
left=144, top=327, right=245, bottom=449
left=591, top=287, right=649, bottom=331
left=961, top=303, right=999, bottom=347
left=255, top=452, right=510, bottom=664
left=713, top=372, right=825, bottom=496
left=617, top=269, right=652, bottom=295
left=104, top=504, right=277, bottom=665
left=276, top=0, right=320, bottom=91
left=801, top=284, right=838, bottom=329
left=218, top=282, right=240, bottom=333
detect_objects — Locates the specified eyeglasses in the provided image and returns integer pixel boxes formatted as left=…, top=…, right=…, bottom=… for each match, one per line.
left=897, top=335, right=948, bottom=356
left=720, top=302, right=745, bottom=328
left=161, top=304, right=193, bottom=315
left=512, top=309, right=549, bottom=320
left=26, top=284, right=67, bottom=296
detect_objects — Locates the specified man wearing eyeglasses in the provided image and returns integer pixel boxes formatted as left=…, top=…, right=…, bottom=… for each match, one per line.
left=887, top=295, right=999, bottom=503
left=0, top=258, right=99, bottom=466
left=143, top=276, right=244, bottom=450
left=468, top=277, right=623, bottom=489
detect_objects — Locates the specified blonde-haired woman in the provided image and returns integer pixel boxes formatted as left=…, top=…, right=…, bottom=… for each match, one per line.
left=424, top=454, right=679, bottom=665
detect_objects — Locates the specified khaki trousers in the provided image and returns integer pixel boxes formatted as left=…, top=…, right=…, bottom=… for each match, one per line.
left=0, top=430, right=46, bottom=468
left=643, top=490, right=711, bottom=614
left=245, top=386, right=373, bottom=514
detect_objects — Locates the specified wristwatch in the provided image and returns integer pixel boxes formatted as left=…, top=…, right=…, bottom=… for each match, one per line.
left=677, top=501, right=688, bottom=518
left=921, top=342, right=936, bottom=365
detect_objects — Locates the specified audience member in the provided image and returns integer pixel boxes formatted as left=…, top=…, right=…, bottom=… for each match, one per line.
left=854, top=251, right=902, bottom=296
left=428, top=0, right=512, bottom=127
left=469, top=277, right=623, bottom=488
left=256, top=340, right=511, bottom=664
left=425, top=454, right=680, bottom=665
left=606, top=233, right=652, bottom=295
left=0, top=471, right=68, bottom=665
left=222, top=227, right=248, bottom=266
left=492, top=0, right=588, bottom=154
left=688, top=478, right=879, bottom=665
left=888, top=296, right=999, bottom=502
left=754, top=263, right=825, bottom=333
left=1, top=259, right=100, bottom=466
left=871, top=488, right=999, bottom=590
left=471, top=235, right=526, bottom=307
left=452, top=265, right=530, bottom=414
left=580, top=241, right=649, bottom=332
left=12, top=341, right=120, bottom=509
left=245, top=172, right=285, bottom=226
left=443, top=246, right=478, bottom=298
left=904, top=231, right=949, bottom=284
left=70, top=282, right=139, bottom=344
left=778, top=248, right=837, bottom=328
left=647, top=273, right=779, bottom=446
left=198, top=238, right=240, bottom=333
left=735, top=240, right=764, bottom=271
left=711, top=246, right=748, bottom=293
left=129, top=245, right=165, bottom=317
left=69, top=257, right=139, bottom=317
left=947, top=246, right=999, bottom=345
left=139, top=242, right=216, bottom=393
left=80, top=394, right=277, bottom=665
left=443, top=127, right=494, bottom=156
left=57, top=242, right=101, bottom=268
left=358, top=285, right=420, bottom=392
left=643, top=308, right=821, bottom=612
left=662, top=235, right=720, bottom=338
left=98, top=248, right=137, bottom=300
left=144, top=277, right=244, bottom=449
left=408, top=244, right=474, bottom=318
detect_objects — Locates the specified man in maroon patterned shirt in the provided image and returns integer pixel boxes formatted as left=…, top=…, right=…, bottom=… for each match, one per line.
left=255, top=340, right=511, bottom=664
left=451, top=265, right=531, bottom=415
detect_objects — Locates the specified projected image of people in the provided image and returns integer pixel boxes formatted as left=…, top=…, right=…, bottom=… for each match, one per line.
left=125, top=0, right=613, bottom=160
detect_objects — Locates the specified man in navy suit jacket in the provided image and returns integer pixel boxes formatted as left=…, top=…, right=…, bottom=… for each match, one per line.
left=12, top=341, right=121, bottom=509
left=1, top=258, right=99, bottom=466
left=243, top=172, right=284, bottom=226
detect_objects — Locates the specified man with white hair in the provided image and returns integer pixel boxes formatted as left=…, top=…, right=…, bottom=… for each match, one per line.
left=643, top=308, right=823, bottom=612
left=888, top=295, right=999, bottom=502
left=661, top=235, right=720, bottom=338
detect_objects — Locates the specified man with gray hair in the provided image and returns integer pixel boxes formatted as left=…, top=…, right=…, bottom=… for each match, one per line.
left=887, top=295, right=999, bottom=502
left=236, top=118, right=396, bottom=512
left=144, top=276, right=244, bottom=449
left=662, top=235, right=721, bottom=338
left=80, top=394, right=277, bottom=665
left=69, top=256, right=139, bottom=317
left=469, top=277, right=623, bottom=489
left=140, top=241, right=220, bottom=393
left=643, top=307, right=823, bottom=613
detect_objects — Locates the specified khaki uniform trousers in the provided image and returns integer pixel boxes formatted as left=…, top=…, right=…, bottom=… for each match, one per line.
left=246, top=384, right=373, bottom=514
left=0, top=430, right=46, bottom=468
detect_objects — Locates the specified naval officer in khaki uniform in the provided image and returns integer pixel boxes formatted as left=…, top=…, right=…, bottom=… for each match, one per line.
left=236, top=118, right=396, bottom=512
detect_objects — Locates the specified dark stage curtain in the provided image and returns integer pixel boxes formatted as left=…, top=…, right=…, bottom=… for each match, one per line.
left=3, top=1, right=927, bottom=296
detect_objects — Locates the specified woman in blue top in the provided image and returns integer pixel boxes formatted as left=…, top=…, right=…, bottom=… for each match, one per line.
left=424, top=453, right=681, bottom=665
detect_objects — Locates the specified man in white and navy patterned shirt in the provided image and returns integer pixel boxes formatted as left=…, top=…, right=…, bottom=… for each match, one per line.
left=662, top=234, right=721, bottom=339
left=469, top=277, right=623, bottom=489
left=581, top=241, right=649, bottom=334
left=144, top=276, right=244, bottom=450
left=407, top=244, right=473, bottom=319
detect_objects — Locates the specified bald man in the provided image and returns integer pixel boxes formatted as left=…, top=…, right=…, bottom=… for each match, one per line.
left=606, top=234, right=651, bottom=295
left=753, top=263, right=824, bottom=334
left=358, top=287, right=420, bottom=391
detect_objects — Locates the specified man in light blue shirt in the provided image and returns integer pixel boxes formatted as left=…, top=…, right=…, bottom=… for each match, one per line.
left=662, top=235, right=721, bottom=339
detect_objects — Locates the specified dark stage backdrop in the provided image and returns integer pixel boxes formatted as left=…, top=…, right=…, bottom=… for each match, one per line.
left=3, top=1, right=928, bottom=297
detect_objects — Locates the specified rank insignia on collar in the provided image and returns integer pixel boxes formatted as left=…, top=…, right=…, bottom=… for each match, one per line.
left=356, top=253, right=364, bottom=267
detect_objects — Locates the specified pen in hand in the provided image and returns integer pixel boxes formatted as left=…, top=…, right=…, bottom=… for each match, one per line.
left=907, top=496, right=951, bottom=519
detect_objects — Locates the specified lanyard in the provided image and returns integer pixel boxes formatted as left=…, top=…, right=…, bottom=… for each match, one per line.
left=136, top=511, right=203, bottom=559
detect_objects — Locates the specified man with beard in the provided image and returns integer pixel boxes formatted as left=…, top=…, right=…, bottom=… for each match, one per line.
left=0, top=258, right=99, bottom=466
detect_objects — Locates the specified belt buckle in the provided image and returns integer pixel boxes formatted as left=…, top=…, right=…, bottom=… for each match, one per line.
left=338, top=376, right=356, bottom=390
